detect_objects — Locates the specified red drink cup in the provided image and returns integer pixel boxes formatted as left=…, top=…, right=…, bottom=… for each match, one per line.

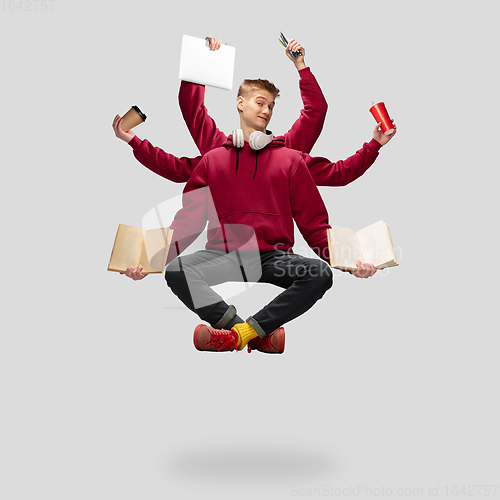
left=369, top=102, right=395, bottom=135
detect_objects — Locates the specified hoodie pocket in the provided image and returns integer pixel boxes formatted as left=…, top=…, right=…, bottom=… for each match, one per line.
left=212, top=211, right=290, bottom=250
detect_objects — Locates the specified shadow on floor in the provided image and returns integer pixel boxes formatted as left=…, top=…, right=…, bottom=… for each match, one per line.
left=165, top=442, right=336, bottom=483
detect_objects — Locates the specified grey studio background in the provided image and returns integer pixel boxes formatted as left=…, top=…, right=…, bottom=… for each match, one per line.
left=1, top=1, right=499, bottom=499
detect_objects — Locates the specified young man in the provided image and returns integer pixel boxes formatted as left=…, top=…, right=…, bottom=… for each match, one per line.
left=118, top=78, right=378, bottom=355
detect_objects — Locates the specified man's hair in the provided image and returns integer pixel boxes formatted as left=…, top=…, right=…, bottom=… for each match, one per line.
left=237, top=79, right=280, bottom=99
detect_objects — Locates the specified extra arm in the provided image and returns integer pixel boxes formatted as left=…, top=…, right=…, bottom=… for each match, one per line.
left=289, top=159, right=331, bottom=263
left=166, top=160, right=210, bottom=264
left=303, top=138, right=382, bottom=187
left=128, top=135, right=201, bottom=183
left=302, top=122, right=397, bottom=186
left=290, top=159, right=379, bottom=279
left=283, top=67, right=328, bottom=154
left=178, top=80, right=228, bottom=156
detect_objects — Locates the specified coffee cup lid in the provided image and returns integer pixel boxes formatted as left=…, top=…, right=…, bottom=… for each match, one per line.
left=132, top=105, right=147, bottom=121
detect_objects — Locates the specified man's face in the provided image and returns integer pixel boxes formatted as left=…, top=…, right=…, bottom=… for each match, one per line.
left=237, top=89, right=275, bottom=132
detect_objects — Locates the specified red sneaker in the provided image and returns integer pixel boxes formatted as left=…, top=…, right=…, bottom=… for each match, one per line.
left=193, top=324, right=238, bottom=352
left=247, top=327, right=285, bottom=354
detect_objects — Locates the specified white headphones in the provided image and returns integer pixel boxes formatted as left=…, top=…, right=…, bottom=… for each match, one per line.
left=232, top=129, right=274, bottom=150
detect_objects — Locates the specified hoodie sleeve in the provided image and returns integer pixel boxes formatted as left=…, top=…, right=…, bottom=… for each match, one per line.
left=283, top=67, right=328, bottom=155
left=128, top=135, right=200, bottom=183
left=303, top=138, right=382, bottom=187
left=178, top=80, right=228, bottom=156
left=166, top=158, right=210, bottom=264
left=289, top=158, right=331, bottom=264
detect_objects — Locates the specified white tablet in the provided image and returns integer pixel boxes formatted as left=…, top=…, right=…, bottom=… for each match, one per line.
left=179, top=34, right=236, bottom=91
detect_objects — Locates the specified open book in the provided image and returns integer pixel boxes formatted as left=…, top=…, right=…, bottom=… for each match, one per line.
left=107, top=224, right=173, bottom=275
left=326, top=220, right=398, bottom=272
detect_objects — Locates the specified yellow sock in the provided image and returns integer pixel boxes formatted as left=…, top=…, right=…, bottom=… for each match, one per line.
left=232, top=322, right=259, bottom=351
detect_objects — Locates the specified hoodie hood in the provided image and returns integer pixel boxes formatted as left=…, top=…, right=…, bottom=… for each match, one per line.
left=221, top=134, right=287, bottom=178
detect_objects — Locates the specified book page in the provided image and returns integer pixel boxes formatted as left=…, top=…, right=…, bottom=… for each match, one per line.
left=139, top=227, right=172, bottom=273
left=330, top=225, right=364, bottom=271
left=357, top=220, right=396, bottom=268
left=387, top=227, right=399, bottom=266
left=107, top=224, right=143, bottom=272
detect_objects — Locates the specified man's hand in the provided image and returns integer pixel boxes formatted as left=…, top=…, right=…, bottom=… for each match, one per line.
left=351, top=261, right=377, bottom=279
left=285, top=38, right=306, bottom=71
left=120, top=265, right=147, bottom=280
left=373, top=120, right=397, bottom=146
left=113, top=115, right=135, bottom=143
left=205, top=37, right=227, bottom=50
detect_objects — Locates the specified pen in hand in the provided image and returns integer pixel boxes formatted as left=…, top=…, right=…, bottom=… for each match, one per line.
left=278, top=32, right=303, bottom=59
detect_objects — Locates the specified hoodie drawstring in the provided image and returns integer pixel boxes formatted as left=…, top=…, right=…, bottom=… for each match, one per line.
left=234, top=147, right=259, bottom=178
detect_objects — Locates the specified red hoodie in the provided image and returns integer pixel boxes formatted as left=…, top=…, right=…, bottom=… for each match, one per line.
left=178, top=67, right=328, bottom=156
left=167, top=136, right=331, bottom=264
